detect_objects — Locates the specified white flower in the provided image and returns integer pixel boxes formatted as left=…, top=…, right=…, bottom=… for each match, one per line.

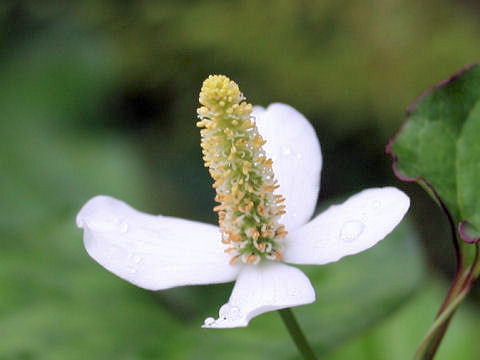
left=76, top=103, right=410, bottom=328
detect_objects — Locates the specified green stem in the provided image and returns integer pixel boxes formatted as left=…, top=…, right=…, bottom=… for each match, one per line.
left=279, top=308, right=317, bottom=360
left=414, top=244, right=480, bottom=359
left=414, top=287, right=469, bottom=360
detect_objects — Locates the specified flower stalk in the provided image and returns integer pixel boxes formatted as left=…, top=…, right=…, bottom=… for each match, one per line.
left=279, top=308, right=317, bottom=360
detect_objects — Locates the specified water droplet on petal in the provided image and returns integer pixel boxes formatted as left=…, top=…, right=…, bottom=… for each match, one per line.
left=126, top=266, right=137, bottom=274
left=204, top=317, right=215, bottom=326
left=106, top=247, right=119, bottom=260
left=282, top=146, right=292, bottom=155
left=119, top=221, right=129, bottom=233
left=219, top=304, right=231, bottom=320
left=127, top=253, right=143, bottom=265
left=340, top=220, right=365, bottom=243
left=229, top=306, right=241, bottom=321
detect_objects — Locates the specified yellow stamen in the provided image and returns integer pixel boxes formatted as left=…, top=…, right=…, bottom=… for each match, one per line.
left=197, top=75, right=287, bottom=265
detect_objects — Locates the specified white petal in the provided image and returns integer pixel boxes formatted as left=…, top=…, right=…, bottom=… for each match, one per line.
left=253, top=103, right=322, bottom=232
left=76, top=195, right=241, bottom=290
left=202, top=262, right=315, bottom=328
left=283, top=187, right=410, bottom=265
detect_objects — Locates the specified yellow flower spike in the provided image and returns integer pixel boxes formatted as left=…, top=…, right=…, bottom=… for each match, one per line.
left=197, top=75, right=287, bottom=264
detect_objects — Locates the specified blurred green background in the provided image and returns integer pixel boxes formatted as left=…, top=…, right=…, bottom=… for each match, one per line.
left=1, top=1, right=480, bottom=359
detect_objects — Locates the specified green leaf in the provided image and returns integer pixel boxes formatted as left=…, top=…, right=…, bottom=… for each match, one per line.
left=388, top=63, right=480, bottom=238
left=457, top=100, right=480, bottom=237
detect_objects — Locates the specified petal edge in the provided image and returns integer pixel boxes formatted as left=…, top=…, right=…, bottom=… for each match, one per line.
left=283, top=187, right=410, bottom=265
left=254, top=103, right=322, bottom=232
left=77, top=195, right=241, bottom=290
left=202, top=262, right=315, bottom=328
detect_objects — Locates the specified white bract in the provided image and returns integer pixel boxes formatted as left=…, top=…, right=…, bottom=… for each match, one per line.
left=77, top=103, right=410, bottom=328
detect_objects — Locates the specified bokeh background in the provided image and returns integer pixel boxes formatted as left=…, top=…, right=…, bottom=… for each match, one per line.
left=2, top=1, right=480, bottom=359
